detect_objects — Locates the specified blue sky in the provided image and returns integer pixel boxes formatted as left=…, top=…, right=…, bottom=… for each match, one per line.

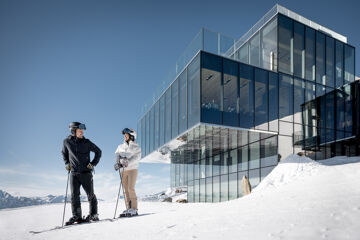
left=0, top=0, right=359, bottom=200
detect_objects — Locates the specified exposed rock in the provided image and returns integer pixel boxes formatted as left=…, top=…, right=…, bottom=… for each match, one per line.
left=162, top=197, right=172, bottom=202
left=176, top=199, right=187, bottom=203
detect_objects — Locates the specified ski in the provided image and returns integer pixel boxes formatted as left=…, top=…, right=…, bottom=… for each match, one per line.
left=29, top=213, right=153, bottom=234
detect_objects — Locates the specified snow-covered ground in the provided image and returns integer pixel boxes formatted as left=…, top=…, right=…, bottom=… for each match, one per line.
left=1, top=155, right=360, bottom=240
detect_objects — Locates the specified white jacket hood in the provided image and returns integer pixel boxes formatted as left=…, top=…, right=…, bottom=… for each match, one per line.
left=115, top=141, right=141, bottom=170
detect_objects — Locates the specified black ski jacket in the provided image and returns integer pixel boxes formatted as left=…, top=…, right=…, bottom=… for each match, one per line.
left=62, top=135, right=102, bottom=173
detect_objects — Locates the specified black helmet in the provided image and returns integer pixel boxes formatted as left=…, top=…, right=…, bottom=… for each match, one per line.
left=122, top=128, right=136, bottom=141
left=69, top=122, right=86, bottom=135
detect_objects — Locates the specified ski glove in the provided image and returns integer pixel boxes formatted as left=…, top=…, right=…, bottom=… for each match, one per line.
left=120, top=158, right=129, bottom=167
left=114, top=163, right=123, bottom=171
left=65, top=164, right=71, bottom=172
left=87, top=163, right=94, bottom=170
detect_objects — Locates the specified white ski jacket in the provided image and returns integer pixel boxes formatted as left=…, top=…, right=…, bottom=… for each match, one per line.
left=115, top=141, right=141, bottom=171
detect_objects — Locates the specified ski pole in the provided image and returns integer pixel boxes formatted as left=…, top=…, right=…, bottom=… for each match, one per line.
left=62, top=171, right=70, bottom=228
left=113, top=168, right=122, bottom=219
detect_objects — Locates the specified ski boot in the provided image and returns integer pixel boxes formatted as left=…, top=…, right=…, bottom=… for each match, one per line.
left=65, top=216, right=83, bottom=225
left=119, top=209, right=129, bottom=218
left=84, top=214, right=99, bottom=222
left=126, top=208, right=138, bottom=217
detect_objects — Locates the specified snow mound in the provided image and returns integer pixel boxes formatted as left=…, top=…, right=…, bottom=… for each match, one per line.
left=253, top=154, right=322, bottom=193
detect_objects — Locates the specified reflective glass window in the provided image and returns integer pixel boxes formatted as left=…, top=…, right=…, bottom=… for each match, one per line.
left=255, top=68, right=268, bottom=130
left=305, top=27, right=316, bottom=81
left=278, top=14, right=293, bottom=75
left=238, top=43, right=249, bottom=64
left=145, top=112, right=150, bottom=155
left=249, top=141, right=260, bottom=169
left=159, top=95, right=165, bottom=146
left=223, top=59, right=239, bottom=126
left=335, top=41, right=344, bottom=88
left=149, top=107, right=155, bottom=152
left=344, top=85, right=353, bottom=135
left=239, top=64, right=254, bottom=128
left=249, top=169, right=260, bottom=188
left=179, top=71, right=187, bottom=133
left=188, top=54, right=201, bottom=128
left=187, top=181, right=194, bottom=203
left=200, top=178, right=205, bottom=202
left=229, top=173, right=237, bottom=200
left=294, top=22, right=305, bottom=78
left=206, top=177, right=212, bottom=202
left=213, top=176, right=220, bottom=202
left=269, top=72, right=278, bottom=132
left=249, top=32, right=260, bottom=67
left=221, top=174, right=228, bottom=201
left=171, top=79, right=179, bottom=138
left=229, top=149, right=238, bottom=173
left=194, top=179, right=199, bottom=202
left=213, top=155, right=220, bottom=176
left=316, top=32, right=326, bottom=84
left=238, top=145, right=248, bottom=171
left=165, top=89, right=171, bottom=142
left=344, top=45, right=355, bottom=84
left=261, top=17, right=277, bottom=71
left=154, top=102, right=159, bottom=149
left=294, top=78, right=305, bottom=124
left=201, top=52, right=223, bottom=124
left=279, top=74, right=293, bottom=122
left=326, top=36, right=335, bottom=87
left=278, top=135, right=293, bottom=160
left=260, top=136, right=278, bottom=167
left=336, top=88, right=345, bottom=135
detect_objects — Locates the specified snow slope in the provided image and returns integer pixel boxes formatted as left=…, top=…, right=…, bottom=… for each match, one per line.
left=1, top=155, right=360, bottom=240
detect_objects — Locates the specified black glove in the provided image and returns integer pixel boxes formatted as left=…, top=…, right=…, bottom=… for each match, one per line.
left=65, top=164, right=71, bottom=172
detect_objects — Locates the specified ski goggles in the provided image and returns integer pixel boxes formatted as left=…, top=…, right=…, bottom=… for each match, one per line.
left=78, top=123, right=86, bottom=130
left=122, top=128, right=132, bottom=135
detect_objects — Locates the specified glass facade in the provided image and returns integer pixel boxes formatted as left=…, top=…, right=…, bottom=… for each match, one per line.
left=138, top=11, right=357, bottom=203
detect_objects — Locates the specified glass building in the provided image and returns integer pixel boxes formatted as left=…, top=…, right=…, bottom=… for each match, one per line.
left=137, top=4, right=358, bottom=202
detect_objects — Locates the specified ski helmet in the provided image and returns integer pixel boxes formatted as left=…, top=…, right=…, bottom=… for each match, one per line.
left=69, top=122, right=86, bottom=135
left=122, top=128, right=136, bottom=141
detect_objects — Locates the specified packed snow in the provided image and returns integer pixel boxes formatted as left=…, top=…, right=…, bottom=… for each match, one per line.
left=1, top=154, right=360, bottom=240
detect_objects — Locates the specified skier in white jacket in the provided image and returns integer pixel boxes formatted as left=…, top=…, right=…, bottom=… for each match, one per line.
left=114, top=128, right=141, bottom=217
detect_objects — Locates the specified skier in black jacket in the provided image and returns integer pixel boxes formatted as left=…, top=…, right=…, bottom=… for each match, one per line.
left=62, top=122, right=102, bottom=225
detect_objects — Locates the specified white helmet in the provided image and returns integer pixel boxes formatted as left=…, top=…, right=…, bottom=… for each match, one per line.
left=122, top=128, right=136, bottom=141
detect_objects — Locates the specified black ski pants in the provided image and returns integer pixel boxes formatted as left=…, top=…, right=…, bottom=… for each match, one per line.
left=70, top=172, right=98, bottom=218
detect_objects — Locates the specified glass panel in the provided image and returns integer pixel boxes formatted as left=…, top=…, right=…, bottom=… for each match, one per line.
left=344, top=85, right=353, bottom=135
left=201, top=52, right=223, bottom=124
left=279, top=120, right=293, bottom=136
left=200, top=178, right=205, bottom=202
left=249, top=32, right=260, bottom=67
left=260, top=136, right=278, bottom=167
left=239, top=64, right=254, bottom=128
left=335, top=41, right=344, bottom=88
left=204, top=29, right=218, bottom=54
left=141, top=117, right=145, bottom=157
left=223, top=59, right=239, bottom=126
left=238, top=145, right=248, bottom=171
left=187, top=160, right=194, bottom=182
left=261, top=17, right=277, bottom=71
left=179, top=71, right=187, bottom=133
left=194, top=179, right=199, bottom=202
left=279, top=74, right=293, bottom=122
left=316, top=32, right=326, bottom=85
left=213, top=176, right=220, bottom=202
left=229, top=173, right=237, bottom=200
left=221, top=152, right=228, bottom=175
left=278, top=135, right=293, bottom=161
left=165, top=88, right=171, bottom=143
left=304, top=81, right=316, bottom=127
left=294, top=78, right=305, bottom=124
left=255, top=68, right=268, bottom=130
left=194, top=160, right=199, bottom=180
left=159, top=95, right=165, bottom=146
left=336, top=88, right=345, bottom=136
left=206, top=156, right=213, bottom=178
left=149, top=107, right=155, bottom=152
left=229, top=149, right=238, bottom=173
left=221, top=174, right=228, bottom=201
left=237, top=171, right=248, bottom=197
left=171, top=79, right=179, bottom=138
left=269, top=72, right=278, bottom=132
left=294, top=22, right=305, bottom=79
left=326, top=36, right=335, bottom=87
left=200, top=158, right=206, bottom=179
left=206, top=177, right=212, bottom=202
left=344, top=45, right=355, bottom=84
left=249, top=141, right=260, bottom=169
left=188, top=54, right=201, bottom=128
left=145, top=112, right=149, bottom=155
left=154, top=102, right=159, bottom=149
left=305, top=27, right=315, bottom=81
left=213, top=155, right=220, bottom=176
left=326, top=88, right=335, bottom=131
left=187, top=181, right=194, bottom=203
left=238, top=43, right=249, bottom=64
left=249, top=169, right=260, bottom=188
left=278, top=14, right=293, bottom=75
